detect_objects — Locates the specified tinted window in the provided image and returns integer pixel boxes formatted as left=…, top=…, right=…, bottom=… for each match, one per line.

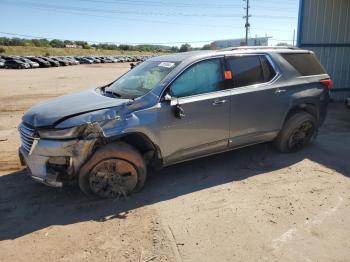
left=170, top=58, right=224, bottom=97
left=260, top=56, right=276, bottom=82
left=281, top=53, right=326, bottom=76
left=227, top=55, right=264, bottom=88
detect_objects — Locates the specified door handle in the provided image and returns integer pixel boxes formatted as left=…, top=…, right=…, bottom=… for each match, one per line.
left=275, top=88, right=286, bottom=94
left=212, top=99, right=227, bottom=106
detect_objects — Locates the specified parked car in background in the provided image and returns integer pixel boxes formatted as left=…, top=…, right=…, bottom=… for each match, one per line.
left=0, top=58, right=6, bottom=68
left=50, top=57, right=69, bottom=66
left=26, top=56, right=51, bottom=68
left=4, top=59, right=30, bottom=69
left=99, top=56, right=113, bottom=63
left=346, top=98, right=350, bottom=110
left=60, top=57, right=75, bottom=65
left=14, top=57, right=40, bottom=68
left=86, top=56, right=101, bottom=63
left=1, top=54, right=150, bottom=69
left=18, top=47, right=331, bottom=198
left=75, top=57, right=93, bottom=64
left=40, top=57, right=60, bottom=67
left=65, top=56, right=80, bottom=65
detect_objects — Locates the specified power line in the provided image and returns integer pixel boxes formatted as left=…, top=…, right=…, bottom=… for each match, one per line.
left=0, top=2, right=296, bottom=32
left=0, top=0, right=253, bottom=18
left=77, top=0, right=244, bottom=9
left=79, top=0, right=298, bottom=11
left=0, top=0, right=297, bottom=19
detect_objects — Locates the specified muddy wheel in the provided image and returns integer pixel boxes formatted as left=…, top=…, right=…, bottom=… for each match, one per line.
left=274, top=111, right=317, bottom=153
left=79, top=142, right=147, bottom=198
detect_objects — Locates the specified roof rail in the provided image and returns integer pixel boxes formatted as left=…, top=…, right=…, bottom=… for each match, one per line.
left=221, top=46, right=299, bottom=51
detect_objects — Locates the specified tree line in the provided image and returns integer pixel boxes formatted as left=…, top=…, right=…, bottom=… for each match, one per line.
left=0, top=37, right=212, bottom=53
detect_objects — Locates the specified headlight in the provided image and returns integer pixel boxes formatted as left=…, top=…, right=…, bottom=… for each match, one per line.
left=38, top=125, right=86, bottom=139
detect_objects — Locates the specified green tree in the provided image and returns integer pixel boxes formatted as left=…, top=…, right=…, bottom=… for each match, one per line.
left=179, top=43, right=191, bottom=52
left=119, top=44, right=134, bottom=51
left=63, top=40, right=74, bottom=46
left=32, top=38, right=50, bottom=47
left=201, top=44, right=211, bottom=50
left=170, top=46, right=179, bottom=52
left=9, top=37, right=24, bottom=46
left=50, top=39, right=65, bottom=48
left=75, top=41, right=91, bottom=49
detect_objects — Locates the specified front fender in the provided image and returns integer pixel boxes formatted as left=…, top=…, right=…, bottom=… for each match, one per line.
left=98, top=106, right=162, bottom=158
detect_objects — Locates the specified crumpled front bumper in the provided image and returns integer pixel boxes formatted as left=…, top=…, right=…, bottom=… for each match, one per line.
left=19, top=138, right=95, bottom=187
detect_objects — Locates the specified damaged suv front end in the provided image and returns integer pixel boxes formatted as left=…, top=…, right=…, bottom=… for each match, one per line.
left=18, top=59, right=178, bottom=189
left=18, top=121, right=100, bottom=187
left=18, top=102, right=126, bottom=187
left=17, top=88, right=134, bottom=187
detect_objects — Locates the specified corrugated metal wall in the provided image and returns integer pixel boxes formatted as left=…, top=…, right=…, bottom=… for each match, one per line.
left=297, top=0, right=350, bottom=100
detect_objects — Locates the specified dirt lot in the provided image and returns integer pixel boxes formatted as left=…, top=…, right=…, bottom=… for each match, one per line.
left=0, top=64, right=350, bottom=262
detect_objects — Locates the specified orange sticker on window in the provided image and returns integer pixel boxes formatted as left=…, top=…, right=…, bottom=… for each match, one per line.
left=224, top=70, right=232, bottom=80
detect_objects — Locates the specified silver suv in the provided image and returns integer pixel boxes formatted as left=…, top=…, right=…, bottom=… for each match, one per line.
left=18, top=47, right=332, bottom=198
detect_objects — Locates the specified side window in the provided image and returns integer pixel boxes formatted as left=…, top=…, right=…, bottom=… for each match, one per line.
left=260, top=56, right=276, bottom=82
left=281, top=53, right=326, bottom=76
left=227, top=55, right=264, bottom=88
left=170, top=58, right=223, bottom=97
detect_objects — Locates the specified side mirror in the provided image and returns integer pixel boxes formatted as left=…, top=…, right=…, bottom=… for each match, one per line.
left=174, top=104, right=185, bottom=119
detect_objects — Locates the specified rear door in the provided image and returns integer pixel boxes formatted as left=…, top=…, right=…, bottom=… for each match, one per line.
left=226, top=54, right=289, bottom=147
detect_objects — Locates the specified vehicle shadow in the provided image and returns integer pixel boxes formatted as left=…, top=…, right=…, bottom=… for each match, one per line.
left=0, top=104, right=349, bottom=240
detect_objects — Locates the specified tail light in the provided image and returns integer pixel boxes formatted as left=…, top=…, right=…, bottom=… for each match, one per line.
left=320, top=79, right=333, bottom=89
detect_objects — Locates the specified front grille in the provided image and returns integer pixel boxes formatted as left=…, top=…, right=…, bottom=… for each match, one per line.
left=19, top=123, right=36, bottom=153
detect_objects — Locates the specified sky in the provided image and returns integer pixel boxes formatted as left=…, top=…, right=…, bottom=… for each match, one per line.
left=0, top=0, right=299, bottom=47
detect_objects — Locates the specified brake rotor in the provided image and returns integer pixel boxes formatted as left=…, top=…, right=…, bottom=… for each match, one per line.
left=288, top=121, right=315, bottom=151
left=89, top=158, right=138, bottom=198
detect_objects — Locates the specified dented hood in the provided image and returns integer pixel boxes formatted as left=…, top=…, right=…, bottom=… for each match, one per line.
left=22, top=89, right=128, bottom=127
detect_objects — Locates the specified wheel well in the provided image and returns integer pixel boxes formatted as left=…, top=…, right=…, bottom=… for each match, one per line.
left=285, top=103, right=318, bottom=123
left=115, top=133, right=162, bottom=167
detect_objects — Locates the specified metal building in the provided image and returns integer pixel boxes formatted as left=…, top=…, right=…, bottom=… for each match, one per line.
left=297, top=0, right=350, bottom=100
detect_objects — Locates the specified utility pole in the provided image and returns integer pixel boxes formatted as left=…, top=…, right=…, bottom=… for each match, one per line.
left=243, top=0, right=251, bottom=46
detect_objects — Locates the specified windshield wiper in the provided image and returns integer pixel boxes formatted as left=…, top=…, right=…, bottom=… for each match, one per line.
left=104, top=90, right=123, bottom=98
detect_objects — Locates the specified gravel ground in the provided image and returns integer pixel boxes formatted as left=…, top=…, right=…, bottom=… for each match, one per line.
left=0, top=64, right=349, bottom=262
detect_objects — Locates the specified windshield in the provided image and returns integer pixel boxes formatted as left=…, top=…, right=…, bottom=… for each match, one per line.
left=105, top=60, right=179, bottom=99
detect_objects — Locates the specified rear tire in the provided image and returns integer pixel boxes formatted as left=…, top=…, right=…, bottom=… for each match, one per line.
left=274, top=111, right=317, bottom=153
left=79, top=142, right=147, bottom=198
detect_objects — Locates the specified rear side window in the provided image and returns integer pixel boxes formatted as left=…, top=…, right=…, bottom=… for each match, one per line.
left=227, top=55, right=269, bottom=88
left=281, top=53, right=326, bottom=76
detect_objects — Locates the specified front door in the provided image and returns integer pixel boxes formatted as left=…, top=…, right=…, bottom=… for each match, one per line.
left=157, top=58, right=231, bottom=164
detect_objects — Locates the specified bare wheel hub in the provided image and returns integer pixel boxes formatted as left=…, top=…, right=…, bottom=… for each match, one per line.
left=288, top=121, right=315, bottom=151
left=89, top=159, right=138, bottom=198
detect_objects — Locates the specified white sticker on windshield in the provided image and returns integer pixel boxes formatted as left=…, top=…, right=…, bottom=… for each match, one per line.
left=158, top=62, right=175, bottom=68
